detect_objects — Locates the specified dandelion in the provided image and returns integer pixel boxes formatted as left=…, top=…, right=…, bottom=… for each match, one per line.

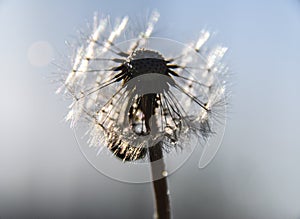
left=56, top=11, right=228, bottom=219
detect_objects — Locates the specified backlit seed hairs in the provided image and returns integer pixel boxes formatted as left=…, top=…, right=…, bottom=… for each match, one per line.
left=57, top=11, right=228, bottom=162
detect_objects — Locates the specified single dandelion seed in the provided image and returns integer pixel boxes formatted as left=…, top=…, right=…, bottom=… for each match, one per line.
left=56, top=10, right=229, bottom=219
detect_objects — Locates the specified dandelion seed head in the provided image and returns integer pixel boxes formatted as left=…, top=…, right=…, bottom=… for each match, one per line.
left=57, top=11, right=229, bottom=182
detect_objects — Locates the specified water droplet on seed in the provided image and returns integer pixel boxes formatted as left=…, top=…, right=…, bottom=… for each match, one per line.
left=162, top=170, right=168, bottom=177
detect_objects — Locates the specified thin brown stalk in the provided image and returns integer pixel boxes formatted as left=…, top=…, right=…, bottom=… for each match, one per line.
left=149, top=141, right=171, bottom=219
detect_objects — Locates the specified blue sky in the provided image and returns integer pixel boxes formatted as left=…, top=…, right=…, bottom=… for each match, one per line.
left=0, top=0, right=300, bottom=218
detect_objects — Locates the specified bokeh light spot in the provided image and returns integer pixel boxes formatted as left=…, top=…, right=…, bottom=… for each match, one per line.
left=27, top=40, right=53, bottom=67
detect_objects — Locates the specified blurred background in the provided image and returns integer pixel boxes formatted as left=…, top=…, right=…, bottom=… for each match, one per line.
left=1, top=0, right=300, bottom=218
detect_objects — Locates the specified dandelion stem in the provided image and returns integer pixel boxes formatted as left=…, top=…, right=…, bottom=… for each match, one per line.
left=149, top=141, right=171, bottom=219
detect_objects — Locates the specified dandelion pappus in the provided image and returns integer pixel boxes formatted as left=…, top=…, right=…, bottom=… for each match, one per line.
left=56, top=11, right=228, bottom=182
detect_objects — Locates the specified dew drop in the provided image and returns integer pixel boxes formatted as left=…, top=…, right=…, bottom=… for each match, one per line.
left=162, top=170, right=168, bottom=177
